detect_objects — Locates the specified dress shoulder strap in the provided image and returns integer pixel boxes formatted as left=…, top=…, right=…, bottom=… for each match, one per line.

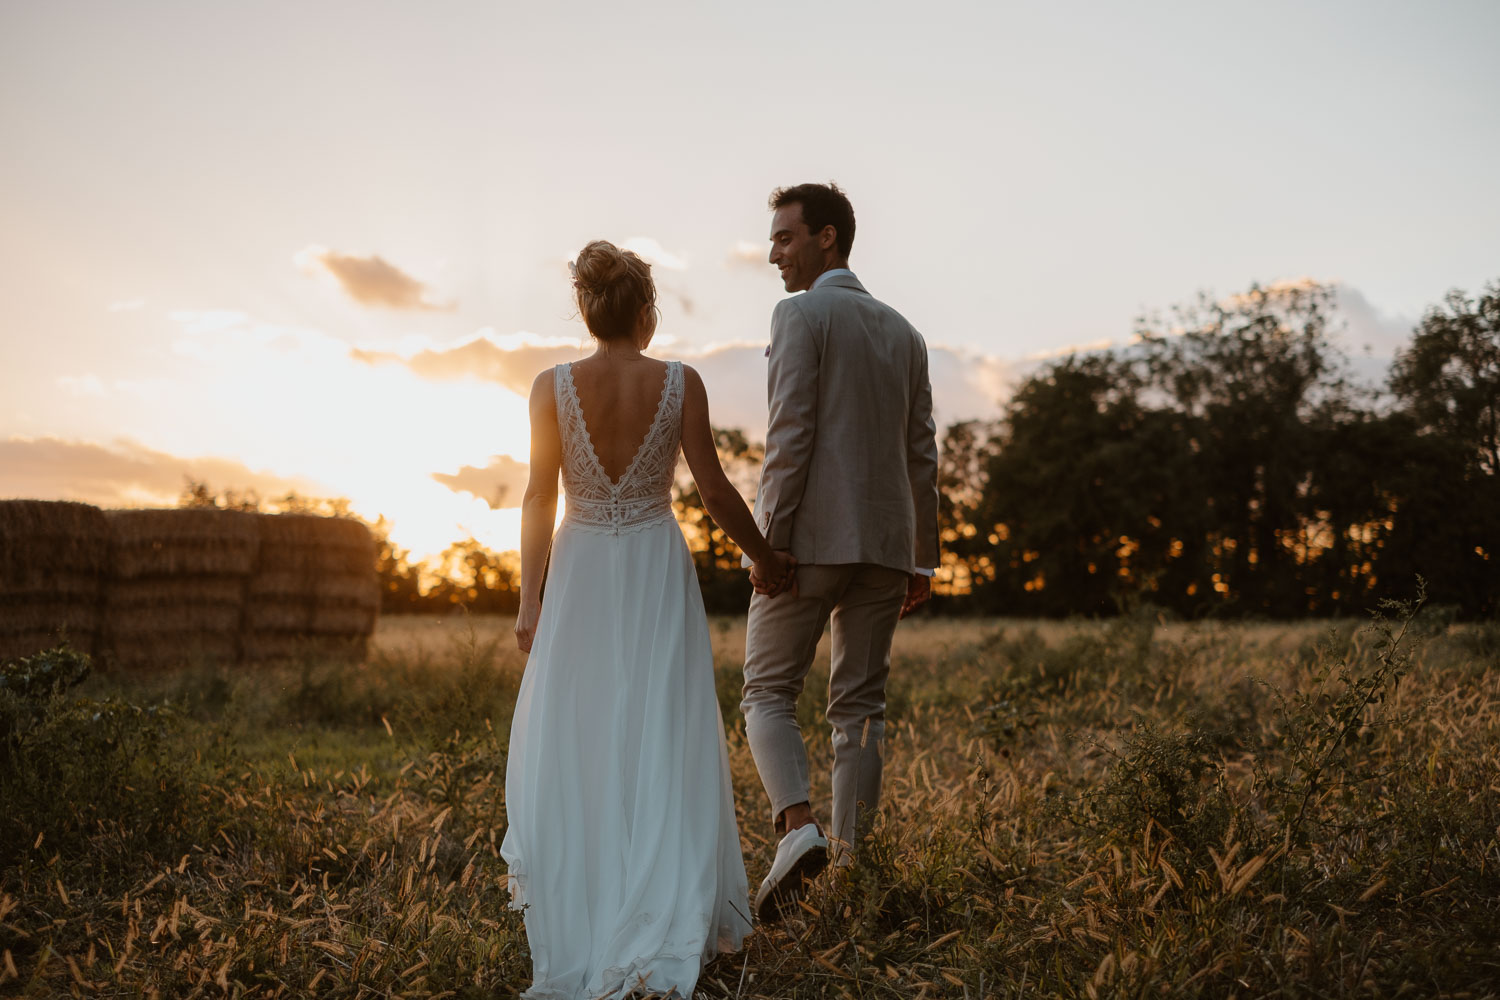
left=667, top=360, right=685, bottom=416
left=553, top=362, right=575, bottom=421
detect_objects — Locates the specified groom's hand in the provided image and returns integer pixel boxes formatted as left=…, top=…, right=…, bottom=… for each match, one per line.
left=751, top=550, right=798, bottom=598
left=899, top=573, right=931, bottom=619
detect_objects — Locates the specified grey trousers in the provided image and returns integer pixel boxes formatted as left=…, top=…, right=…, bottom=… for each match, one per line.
left=741, top=563, right=908, bottom=856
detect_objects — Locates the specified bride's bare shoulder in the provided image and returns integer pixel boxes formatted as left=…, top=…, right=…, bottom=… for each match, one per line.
left=529, top=367, right=558, bottom=405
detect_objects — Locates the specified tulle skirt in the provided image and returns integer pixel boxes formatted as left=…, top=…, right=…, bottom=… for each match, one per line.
left=501, top=517, right=751, bottom=999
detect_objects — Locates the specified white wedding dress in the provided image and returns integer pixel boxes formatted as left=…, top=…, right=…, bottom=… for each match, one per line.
left=502, top=360, right=752, bottom=999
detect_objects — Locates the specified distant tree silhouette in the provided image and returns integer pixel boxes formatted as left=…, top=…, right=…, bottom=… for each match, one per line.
left=1133, top=282, right=1355, bottom=615
left=1382, top=283, right=1500, bottom=615
left=1391, top=283, right=1500, bottom=476
left=672, top=428, right=763, bottom=613
left=423, top=539, right=521, bottom=613
left=374, top=525, right=427, bottom=613
left=935, top=418, right=1001, bottom=598
left=934, top=278, right=1499, bottom=618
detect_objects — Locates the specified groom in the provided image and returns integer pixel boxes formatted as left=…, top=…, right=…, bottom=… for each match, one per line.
left=743, top=182, right=940, bottom=922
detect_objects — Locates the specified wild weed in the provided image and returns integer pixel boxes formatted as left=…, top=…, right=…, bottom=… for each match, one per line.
left=3, top=610, right=1497, bottom=997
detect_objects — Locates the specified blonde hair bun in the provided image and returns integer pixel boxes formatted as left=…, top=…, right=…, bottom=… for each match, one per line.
left=573, top=240, right=656, bottom=342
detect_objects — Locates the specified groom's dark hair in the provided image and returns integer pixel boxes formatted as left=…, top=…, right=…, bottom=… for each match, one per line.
left=769, top=182, right=855, bottom=258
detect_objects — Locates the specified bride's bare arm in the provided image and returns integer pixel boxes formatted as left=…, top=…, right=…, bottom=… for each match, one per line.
left=516, top=370, right=561, bottom=652
left=680, top=365, right=793, bottom=590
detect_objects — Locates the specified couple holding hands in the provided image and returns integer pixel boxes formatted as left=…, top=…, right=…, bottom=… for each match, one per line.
left=504, top=181, right=939, bottom=999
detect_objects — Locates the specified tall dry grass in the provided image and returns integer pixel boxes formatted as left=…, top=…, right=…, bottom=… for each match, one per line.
left=1, top=604, right=1496, bottom=997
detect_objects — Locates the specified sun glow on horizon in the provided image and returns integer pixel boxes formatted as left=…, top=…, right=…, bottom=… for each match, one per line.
left=38, top=308, right=545, bottom=562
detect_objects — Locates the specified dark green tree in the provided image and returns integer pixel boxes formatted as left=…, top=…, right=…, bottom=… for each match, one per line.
left=942, top=281, right=1407, bottom=617
left=671, top=427, right=764, bottom=613
left=934, top=419, right=1001, bottom=604
left=966, top=353, right=1196, bottom=615
left=1390, top=283, right=1500, bottom=476
left=1132, top=282, right=1354, bottom=615
left=1382, top=282, right=1500, bottom=615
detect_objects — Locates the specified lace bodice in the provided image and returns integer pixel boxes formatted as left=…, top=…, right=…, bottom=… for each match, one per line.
left=555, top=360, right=683, bottom=535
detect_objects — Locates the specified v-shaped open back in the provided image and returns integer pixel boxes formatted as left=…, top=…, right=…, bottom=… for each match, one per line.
left=565, top=361, right=673, bottom=487
left=555, top=360, right=684, bottom=536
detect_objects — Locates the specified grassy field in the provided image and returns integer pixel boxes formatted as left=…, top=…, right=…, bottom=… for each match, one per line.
left=2, top=604, right=1497, bottom=998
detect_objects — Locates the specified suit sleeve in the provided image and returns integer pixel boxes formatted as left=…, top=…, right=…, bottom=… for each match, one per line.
left=757, top=298, right=821, bottom=550
left=907, top=334, right=941, bottom=570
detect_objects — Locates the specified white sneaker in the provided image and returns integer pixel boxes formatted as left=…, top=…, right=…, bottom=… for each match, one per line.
left=753, top=823, right=829, bottom=924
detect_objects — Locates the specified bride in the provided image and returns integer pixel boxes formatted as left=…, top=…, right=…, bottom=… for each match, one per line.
left=502, top=240, right=795, bottom=999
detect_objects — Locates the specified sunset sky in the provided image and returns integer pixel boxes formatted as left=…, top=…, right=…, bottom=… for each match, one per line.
left=3, top=0, right=1498, bottom=561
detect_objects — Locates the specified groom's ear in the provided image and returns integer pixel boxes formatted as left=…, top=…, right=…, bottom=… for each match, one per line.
left=817, top=225, right=838, bottom=251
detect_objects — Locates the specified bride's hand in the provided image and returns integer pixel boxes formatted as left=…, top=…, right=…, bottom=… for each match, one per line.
left=751, top=550, right=798, bottom=598
left=514, top=599, right=541, bottom=653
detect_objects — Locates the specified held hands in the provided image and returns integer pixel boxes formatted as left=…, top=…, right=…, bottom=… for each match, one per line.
left=749, top=549, right=798, bottom=599
left=899, top=573, right=931, bottom=619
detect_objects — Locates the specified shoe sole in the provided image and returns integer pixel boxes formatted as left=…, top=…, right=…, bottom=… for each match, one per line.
left=754, top=843, right=829, bottom=924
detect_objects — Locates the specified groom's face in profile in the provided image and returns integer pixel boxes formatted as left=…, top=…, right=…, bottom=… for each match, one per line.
left=768, top=203, right=833, bottom=294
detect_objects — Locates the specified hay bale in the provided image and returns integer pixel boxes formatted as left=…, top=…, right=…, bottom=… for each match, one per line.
left=104, top=576, right=245, bottom=640
left=106, top=605, right=242, bottom=636
left=243, top=594, right=378, bottom=637
left=247, top=570, right=377, bottom=604
left=243, top=600, right=312, bottom=632
left=308, top=604, right=377, bottom=635
left=105, top=577, right=245, bottom=609
left=240, top=632, right=368, bottom=664
left=241, top=514, right=378, bottom=664
left=98, top=510, right=262, bottom=670
left=0, top=500, right=110, bottom=596
left=0, top=597, right=102, bottom=636
left=107, top=509, right=260, bottom=578
left=257, top=514, right=375, bottom=576
left=109, top=631, right=240, bottom=669
left=0, top=501, right=109, bottom=659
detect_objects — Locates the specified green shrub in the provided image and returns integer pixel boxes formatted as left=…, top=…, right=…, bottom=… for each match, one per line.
left=1074, top=721, right=1235, bottom=867
left=0, top=646, right=209, bottom=882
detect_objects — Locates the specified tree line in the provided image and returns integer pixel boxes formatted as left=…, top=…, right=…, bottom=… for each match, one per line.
left=684, top=278, right=1499, bottom=619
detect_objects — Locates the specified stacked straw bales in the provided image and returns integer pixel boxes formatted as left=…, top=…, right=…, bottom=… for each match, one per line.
left=104, top=508, right=260, bottom=669
left=1, top=502, right=378, bottom=668
left=243, top=514, right=378, bottom=663
left=0, top=501, right=111, bottom=660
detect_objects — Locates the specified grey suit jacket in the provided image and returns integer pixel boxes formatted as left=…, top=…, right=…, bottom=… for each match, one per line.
left=750, top=272, right=940, bottom=574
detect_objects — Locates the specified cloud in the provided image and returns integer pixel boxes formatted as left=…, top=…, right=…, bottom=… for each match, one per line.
left=56, top=375, right=107, bottom=397
left=620, top=237, right=687, bottom=271
left=295, top=245, right=451, bottom=311
left=1329, top=284, right=1415, bottom=357
left=726, top=241, right=765, bottom=269
left=1022, top=338, right=1120, bottom=362
left=351, top=330, right=588, bottom=396
left=170, top=309, right=249, bottom=336
left=351, top=331, right=1017, bottom=430
left=1213, top=279, right=1413, bottom=358
left=925, top=346, right=1019, bottom=426
left=432, top=455, right=530, bottom=509
left=0, top=436, right=324, bottom=508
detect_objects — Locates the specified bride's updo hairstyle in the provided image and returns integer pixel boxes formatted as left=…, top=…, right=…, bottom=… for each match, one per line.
left=572, top=240, right=657, bottom=342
